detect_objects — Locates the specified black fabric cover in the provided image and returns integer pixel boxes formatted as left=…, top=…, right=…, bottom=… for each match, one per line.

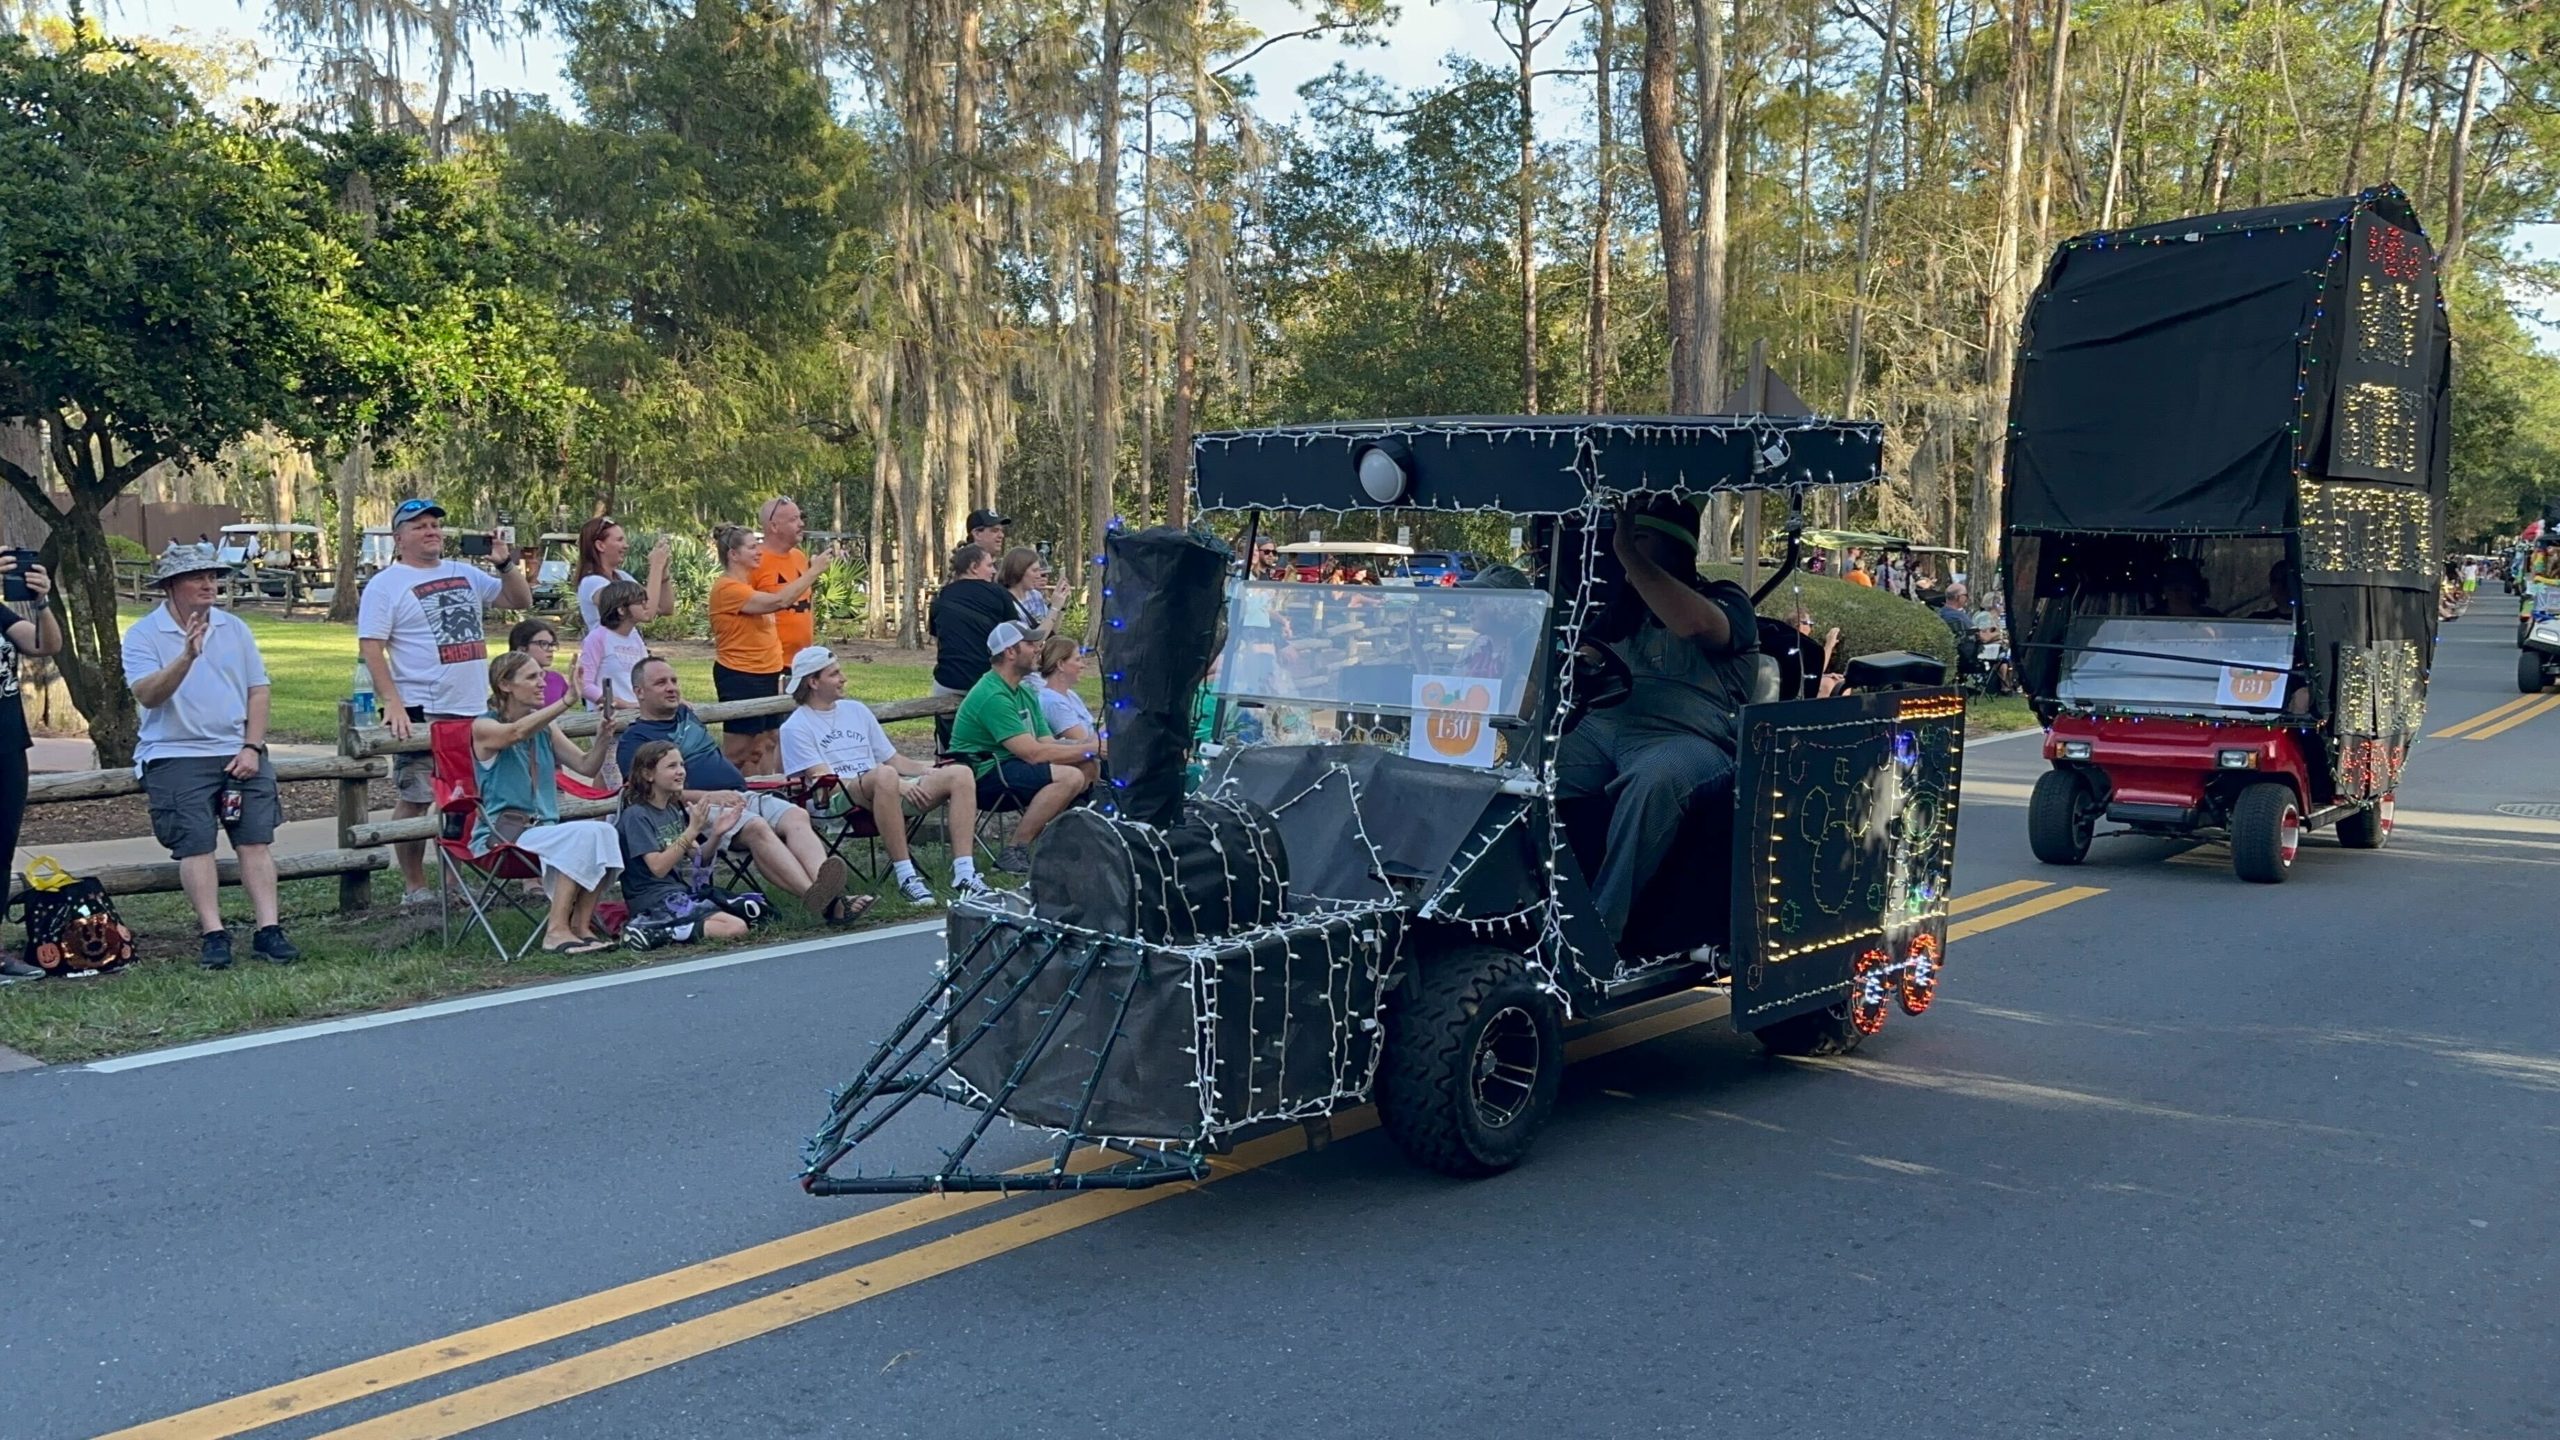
left=1098, top=526, right=1232, bottom=827
left=1209, top=744, right=1508, bottom=899
left=1028, top=797, right=1288, bottom=944
left=1192, top=416, right=1884, bottom=515
left=2007, top=191, right=2432, bottom=536
left=943, top=907, right=1399, bottom=1142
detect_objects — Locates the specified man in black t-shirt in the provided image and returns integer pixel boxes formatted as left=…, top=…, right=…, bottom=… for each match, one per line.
left=927, top=541, right=1025, bottom=744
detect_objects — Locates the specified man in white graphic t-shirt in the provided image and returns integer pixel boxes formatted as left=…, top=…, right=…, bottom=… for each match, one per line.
left=778, top=646, right=986, bottom=906
left=358, top=497, right=534, bottom=904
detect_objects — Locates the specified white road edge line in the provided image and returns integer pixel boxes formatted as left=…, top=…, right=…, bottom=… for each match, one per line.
left=1965, top=727, right=2043, bottom=748
left=82, top=919, right=948, bottom=1074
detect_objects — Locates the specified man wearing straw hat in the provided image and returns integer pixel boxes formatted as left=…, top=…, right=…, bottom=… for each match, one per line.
left=122, top=544, right=297, bottom=969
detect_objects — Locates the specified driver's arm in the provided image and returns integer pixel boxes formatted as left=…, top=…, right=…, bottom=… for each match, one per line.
left=1615, top=541, right=1735, bottom=647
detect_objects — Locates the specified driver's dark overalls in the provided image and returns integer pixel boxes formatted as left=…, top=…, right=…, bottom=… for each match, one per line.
left=1556, top=582, right=1758, bottom=941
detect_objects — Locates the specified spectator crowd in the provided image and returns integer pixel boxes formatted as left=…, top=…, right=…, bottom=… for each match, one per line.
left=0, top=496, right=1096, bottom=980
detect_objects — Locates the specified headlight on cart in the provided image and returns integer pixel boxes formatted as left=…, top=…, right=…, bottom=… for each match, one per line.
left=2060, top=740, right=2093, bottom=760
left=2217, top=748, right=2259, bottom=769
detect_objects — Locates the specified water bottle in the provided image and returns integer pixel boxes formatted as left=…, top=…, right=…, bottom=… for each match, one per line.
left=350, top=662, right=378, bottom=727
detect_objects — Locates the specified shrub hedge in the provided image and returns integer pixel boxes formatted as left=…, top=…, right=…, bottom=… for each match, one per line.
left=1703, top=563, right=1959, bottom=671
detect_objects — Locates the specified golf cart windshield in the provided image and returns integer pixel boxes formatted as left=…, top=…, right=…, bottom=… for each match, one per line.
left=1214, top=581, right=1551, bottom=721
left=2055, top=616, right=2296, bottom=714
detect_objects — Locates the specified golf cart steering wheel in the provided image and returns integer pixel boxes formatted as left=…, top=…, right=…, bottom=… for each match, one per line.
left=1563, top=642, right=1634, bottom=731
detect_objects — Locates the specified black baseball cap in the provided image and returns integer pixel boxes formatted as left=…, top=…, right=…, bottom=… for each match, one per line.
left=966, top=508, right=1011, bottom=532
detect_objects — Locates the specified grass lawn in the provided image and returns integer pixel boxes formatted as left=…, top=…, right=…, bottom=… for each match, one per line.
left=1966, top=693, right=2039, bottom=737
left=111, top=608, right=944, bottom=745
left=0, top=844, right=957, bottom=1065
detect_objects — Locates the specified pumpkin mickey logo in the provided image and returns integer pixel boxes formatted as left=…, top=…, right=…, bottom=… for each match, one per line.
left=2226, top=667, right=2279, bottom=703
left=1417, top=679, right=1494, bottom=758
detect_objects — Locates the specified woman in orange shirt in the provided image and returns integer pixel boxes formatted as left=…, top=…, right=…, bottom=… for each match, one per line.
left=709, top=524, right=833, bottom=776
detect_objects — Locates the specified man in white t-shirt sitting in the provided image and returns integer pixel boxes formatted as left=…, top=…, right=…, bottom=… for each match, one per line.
left=357, top=497, right=534, bottom=904
left=779, top=646, right=988, bottom=905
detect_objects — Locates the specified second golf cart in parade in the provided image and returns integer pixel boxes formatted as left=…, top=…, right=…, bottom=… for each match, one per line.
left=801, top=415, right=1969, bottom=1193
left=2004, top=188, right=2450, bottom=884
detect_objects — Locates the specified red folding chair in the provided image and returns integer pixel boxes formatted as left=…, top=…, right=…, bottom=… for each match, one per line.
left=429, top=719, right=549, bottom=960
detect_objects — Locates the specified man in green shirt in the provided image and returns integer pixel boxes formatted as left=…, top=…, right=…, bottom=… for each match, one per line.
left=950, top=621, right=1097, bottom=872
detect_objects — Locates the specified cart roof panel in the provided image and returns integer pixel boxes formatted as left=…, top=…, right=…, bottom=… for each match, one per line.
left=1193, top=414, right=1883, bottom=515
left=2006, top=187, right=2444, bottom=536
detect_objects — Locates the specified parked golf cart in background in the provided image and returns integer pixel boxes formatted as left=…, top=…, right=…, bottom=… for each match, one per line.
left=214, top=523, right=325, bottom=606
left=803, top=414, right=1968, bottom=1195
left=2005, top=190, right=2448, bottom=884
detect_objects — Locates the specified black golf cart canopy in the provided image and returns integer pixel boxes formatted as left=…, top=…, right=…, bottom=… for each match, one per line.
left=2007, top=187, right=2449, bottom=538
left=1193, top=414, right=1884, bottom=515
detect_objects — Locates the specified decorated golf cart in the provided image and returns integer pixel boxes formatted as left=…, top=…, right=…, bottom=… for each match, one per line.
left=802, top=415, right=1968, bottom=1194
left=2005, top=189, right=2450, bottom=883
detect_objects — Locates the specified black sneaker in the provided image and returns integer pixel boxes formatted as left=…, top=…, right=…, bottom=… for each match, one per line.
left=199, top=930, right=234, bottom=970
left=992, top=843, right=1033, bottom=875
left=252, top=926, right=300, bottom=965
left=0, top=956, right=44, bottom=984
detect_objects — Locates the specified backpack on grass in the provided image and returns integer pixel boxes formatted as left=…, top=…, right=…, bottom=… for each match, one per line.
left=8, top=861, right=136, bottom=977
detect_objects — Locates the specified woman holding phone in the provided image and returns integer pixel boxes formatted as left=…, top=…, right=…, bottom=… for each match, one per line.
left=0, top=547, right=62, bottom=982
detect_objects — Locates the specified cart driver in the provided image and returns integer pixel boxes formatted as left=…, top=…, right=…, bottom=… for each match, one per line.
left=1556, top=495, right=1759, bottom=942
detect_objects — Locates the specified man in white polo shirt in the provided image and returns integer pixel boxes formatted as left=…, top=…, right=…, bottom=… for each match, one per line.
left=778, top=645, right=988, bottom=905
left=122, top=545, right=296, bottom=969
left=357, top=497, right=533, bottom=904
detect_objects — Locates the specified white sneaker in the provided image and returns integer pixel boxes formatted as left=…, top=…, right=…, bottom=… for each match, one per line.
left=952, top=873, right=995, bottom=901
left=896, top=871, right=939, bottom=906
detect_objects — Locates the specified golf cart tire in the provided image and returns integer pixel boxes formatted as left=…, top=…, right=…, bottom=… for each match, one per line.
left=1376, top=947, right=1563, bottom=1178
left=1752, top=1002, right=1866, bottom=1058
left=2337, top=794, right=2392, bottom=851
left=2229, top=782, right=2299, bottom=884
left=2027, top=769, right=2097, bottom=866
left=2521, top=649, right=2547, bottom=695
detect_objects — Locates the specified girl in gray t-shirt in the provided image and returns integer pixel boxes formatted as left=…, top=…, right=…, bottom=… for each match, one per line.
left=616, top=741, right=751, bottom=943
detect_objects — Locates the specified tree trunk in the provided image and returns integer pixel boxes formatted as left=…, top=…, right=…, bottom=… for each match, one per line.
left=2099, top=42, right=2135, bottom=228
left=1515, top=1, right=1542, bottom=413
left=2382, top=0, right=2424, bottom=183
left=0, top=423, right=51, bottom=551
left=2029, top=0, right=2072, bottom=266
left=1584, top=0, right=1616, bottom=413
left=1164, top=0, right=1210, bottom=530
left=1970, top=0, right=2036, bottom=582
left=1088, top=0, right=1128, bottom=624
left=2440, top=48, right=2484, bottom=278
left=1690, top=0, right=1731, bottom=412
left=1841, top=0, right=1902, bottom=417
left=1640, top=0, right=1698, bottom=410
left=326, top=435, right=370, bottom=624
left=2342, top=0, right=2399, bottom=191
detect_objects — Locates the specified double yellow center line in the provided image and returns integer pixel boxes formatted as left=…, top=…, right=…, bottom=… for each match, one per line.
left=2435, top=690, right=2560, bottom=741
left=106, top=880, right=2102, bottom=1440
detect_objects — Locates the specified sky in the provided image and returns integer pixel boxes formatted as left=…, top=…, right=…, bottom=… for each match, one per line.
left=100, top=0, right=1527, bottom=120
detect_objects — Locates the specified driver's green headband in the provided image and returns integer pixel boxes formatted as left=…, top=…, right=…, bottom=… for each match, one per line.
left=1631, top=514, right=1699, bottom=551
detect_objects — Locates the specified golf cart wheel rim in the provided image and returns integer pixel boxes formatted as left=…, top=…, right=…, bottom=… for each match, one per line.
left=2280, top=805, right=2301, bottom=865
left=1471, top=1005, right=1543, bottom=1130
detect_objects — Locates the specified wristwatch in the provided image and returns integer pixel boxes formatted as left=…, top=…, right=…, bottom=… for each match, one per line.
left=241, top=742, right=268, bottom=755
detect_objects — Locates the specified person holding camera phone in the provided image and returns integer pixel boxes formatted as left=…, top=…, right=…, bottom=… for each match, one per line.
left=123, top=545, right=296, bottom=969
left=0, top=543, right=61, bottom=981
left=357, top=498, right=535, bottom=906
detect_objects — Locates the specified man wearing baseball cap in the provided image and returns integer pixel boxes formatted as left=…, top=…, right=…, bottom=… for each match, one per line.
left=946, top=620, right=1093, bottom=873
left=780, top=646, right=989, bottom=904
left=965, top=508, right=1010, bottom=555
left=123, top=545, right=297, bottom=969
left=357, top=498, right=534, bottom=904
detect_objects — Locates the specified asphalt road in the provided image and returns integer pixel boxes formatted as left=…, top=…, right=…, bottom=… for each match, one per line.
left=6, top=610, right=2555, bottom=1440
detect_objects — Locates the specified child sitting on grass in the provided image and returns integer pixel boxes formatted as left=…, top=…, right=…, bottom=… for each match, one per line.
left=615, top=739, right=759, bottom=950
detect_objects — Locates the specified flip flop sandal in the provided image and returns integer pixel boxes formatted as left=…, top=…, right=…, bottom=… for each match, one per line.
left=541, top=937, right=613, bottom=955
left=824, top=893, right=879, bottom=926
